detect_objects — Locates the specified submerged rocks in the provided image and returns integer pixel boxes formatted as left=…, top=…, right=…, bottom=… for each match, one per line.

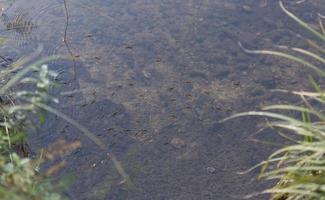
left=170, top=137, right=186, bottom=149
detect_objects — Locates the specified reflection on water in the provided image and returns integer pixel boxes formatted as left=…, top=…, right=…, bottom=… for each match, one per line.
left=1, top=0, right=324, bottom=199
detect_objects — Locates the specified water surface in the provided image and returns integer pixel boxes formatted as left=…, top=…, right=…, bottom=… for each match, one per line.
left=1, top=0, right=324, bottom=199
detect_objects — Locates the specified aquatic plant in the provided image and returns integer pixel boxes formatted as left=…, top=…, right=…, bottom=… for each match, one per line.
left=222, top=1, right=325, bottom=200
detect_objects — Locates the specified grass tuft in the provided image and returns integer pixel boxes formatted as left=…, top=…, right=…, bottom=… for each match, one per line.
left=224, top=1, right=325, bottom=199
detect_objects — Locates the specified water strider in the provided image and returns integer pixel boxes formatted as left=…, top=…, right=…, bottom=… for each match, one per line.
left=1, top=12, right=35, bottom=33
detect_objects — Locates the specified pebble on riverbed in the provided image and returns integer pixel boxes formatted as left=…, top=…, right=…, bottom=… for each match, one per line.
left=206, top=166, right=216, bottom=174
left=170, top=137, right=186, bottom=149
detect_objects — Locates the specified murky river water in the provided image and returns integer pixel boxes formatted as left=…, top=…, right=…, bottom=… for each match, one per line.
left=0, top=0, right=324, bottom=199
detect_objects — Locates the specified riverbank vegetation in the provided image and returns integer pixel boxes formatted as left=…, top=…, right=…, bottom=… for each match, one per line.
left=0, top=51, right=130, bottom=199
left=223, top=1, right=325, bottom=199
left=0, top=53, right=80, bottom=199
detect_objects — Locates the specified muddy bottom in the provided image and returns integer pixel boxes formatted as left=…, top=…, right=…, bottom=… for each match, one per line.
left=1, top=0, right=324, bottom=199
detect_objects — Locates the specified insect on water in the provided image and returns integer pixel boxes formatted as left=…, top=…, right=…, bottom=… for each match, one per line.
left=0, top=8, right=37, bottom=46
left=2, top=9, right=35, bottom=35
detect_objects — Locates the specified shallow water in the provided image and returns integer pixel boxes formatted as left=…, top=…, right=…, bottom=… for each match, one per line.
left=1, top=0, right=325, bottom=199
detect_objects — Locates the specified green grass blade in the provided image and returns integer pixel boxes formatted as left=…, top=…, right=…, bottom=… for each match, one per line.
left=0, top=55, right=63, bottom=95
left=221, top=111, right=304, bottom=124
left=32, top=101, right=134, bottom=188
left=238, top=42, right=325, bottom=77
left=292, top=47, right=325, bottom=64
left=280, top=1, right=325, bottom=43
left=263, top=105, right=325, bottom=121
